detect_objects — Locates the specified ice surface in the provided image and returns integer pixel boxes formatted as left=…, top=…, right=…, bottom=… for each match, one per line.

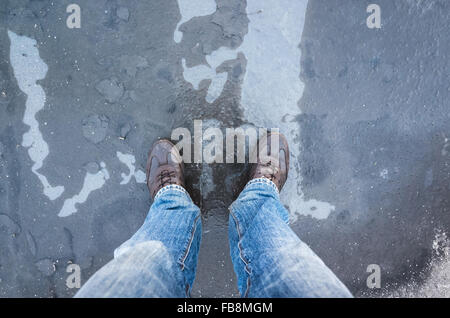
left=8, top=30, right=64, bottom=200
left=58, top=162, right=110, bottom=217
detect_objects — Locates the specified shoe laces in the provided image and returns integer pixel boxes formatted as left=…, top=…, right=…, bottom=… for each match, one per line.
left=260, top=159, right=279, bottom=182
left=158, top=169, right=176, bottom=188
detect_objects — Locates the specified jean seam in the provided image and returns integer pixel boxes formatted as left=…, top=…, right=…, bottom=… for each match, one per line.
left=244, top=277, right=251, bottom=298
left=154, top=184, right=190, bottom=200
left=245, top=177, right=279, bottom=195
left=179, top=214, right=201, bottom=271
left=229, top=207, right=252, bottom=297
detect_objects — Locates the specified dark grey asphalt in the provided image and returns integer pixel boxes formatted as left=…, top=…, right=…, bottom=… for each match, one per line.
left=0, top=0, right=449, bottom=297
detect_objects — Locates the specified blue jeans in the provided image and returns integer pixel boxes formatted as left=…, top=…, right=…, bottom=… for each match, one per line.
left=75, top=178, right=352, bottom=298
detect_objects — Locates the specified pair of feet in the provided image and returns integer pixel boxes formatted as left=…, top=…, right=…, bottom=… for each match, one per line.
left=146, top=133, right=290, bottom=199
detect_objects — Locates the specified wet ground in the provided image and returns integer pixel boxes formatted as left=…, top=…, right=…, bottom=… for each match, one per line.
left=0, top=0, right=449, bottom=297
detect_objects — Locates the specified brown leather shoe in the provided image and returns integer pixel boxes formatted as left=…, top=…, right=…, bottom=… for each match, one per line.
left=146, top=139, right=184, bottom=199
left=250, top=132, right=289, bottom=191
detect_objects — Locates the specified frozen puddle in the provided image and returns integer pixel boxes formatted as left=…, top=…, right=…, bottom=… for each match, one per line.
left=8, top=31, right=144, bottom=217
left=240, top=0, right=335, bottom=221
left=174, top=0, right=216, bottom=43
left=8, top=30, right=64, bottom=200
left=177, top=0, right=238, bottom=104
left=58, top=162, right=110, bottom=217
left=182, top=47, right=237, bottom=103
left=177, top=0, right=335, bottom=220
left=117, top=151, right=146, bottom=185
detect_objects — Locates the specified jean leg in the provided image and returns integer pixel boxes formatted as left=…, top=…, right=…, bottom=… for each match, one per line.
left=76, top=185, right=202, bottom=297
left=228, top=178, right=352, bottom=298
left=75, top=241, right=186, bottom=297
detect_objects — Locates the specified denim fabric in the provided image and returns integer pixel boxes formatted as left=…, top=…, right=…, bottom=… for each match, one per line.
left=228, top=178, right=352, bottom=297
left=75, top=185, right=201, bottom=297
left=76, top=179, right=352, bottom=298
left=74, top=241, right=186, bottom=297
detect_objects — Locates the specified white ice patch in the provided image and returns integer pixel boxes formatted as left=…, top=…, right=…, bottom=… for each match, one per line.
left=8, top=30, right=64, bottom=200
left=177, top=1, right=334, bottom=220
left=174, top=0, right=216, bottom=43
left=238, top=0, right=336, bottom=221
left=117, top=151, right=146, bottom=185
left=182, top=47, right=238, bottom=103
left=58, top=162, right=110, bottom=217
left=385, top=231, right=450, bottom=297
